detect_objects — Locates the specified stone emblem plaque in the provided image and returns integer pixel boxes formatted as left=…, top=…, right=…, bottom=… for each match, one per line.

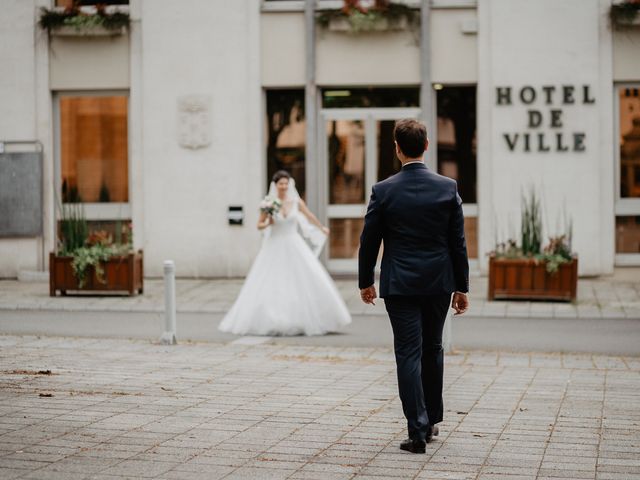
left=177, top=95, right=211, bottom=149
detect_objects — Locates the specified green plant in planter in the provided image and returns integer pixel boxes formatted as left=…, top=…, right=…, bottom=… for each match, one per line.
left=491, top=189, right=575, bottom=274
left=71, top=243, right=114, bottom=288
left=521, top=189, right=542, bottom=256
left=57, top=202, right=134, bottom=288
left=58, top=202, right=88, bottom=254
left=70, top=230, right=133, bottom=288
left=536, top=234, right=573, bottom=274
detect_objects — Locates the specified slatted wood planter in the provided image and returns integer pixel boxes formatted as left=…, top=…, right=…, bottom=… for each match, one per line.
left=49, top=251, right=143, bottom=296
left=488, top=256, right=578, bottom=302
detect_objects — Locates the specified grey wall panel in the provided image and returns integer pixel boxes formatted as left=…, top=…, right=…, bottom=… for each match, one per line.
left=0, top=153, right=43, bottom=237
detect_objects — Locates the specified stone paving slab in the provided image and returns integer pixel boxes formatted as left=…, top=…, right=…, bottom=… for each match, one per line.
left=1, top=268, right=640, bottom=320
left=0, top=335, right=638, bottom=479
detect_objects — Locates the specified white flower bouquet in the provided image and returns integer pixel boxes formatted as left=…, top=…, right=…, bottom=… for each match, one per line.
left=260, top=196, right=282, bottom=216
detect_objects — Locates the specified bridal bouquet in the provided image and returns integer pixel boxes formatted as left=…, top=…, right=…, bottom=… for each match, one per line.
left=260, top=196, right=282, bottom=216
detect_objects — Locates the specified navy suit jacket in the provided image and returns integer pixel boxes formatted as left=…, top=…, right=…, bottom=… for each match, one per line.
left=358, top=162, right=469, bottom=297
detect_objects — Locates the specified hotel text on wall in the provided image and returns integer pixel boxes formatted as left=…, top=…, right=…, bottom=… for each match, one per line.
left=496, top=85, right=596, bottom=153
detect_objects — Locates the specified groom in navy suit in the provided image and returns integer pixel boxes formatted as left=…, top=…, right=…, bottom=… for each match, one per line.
left=359, top=119, right=469, bottom=453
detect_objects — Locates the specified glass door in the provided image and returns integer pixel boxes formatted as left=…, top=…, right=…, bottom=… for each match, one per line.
left=319, top=108, right=420, bottom=273
left=615, top=84, right=640, bottom=265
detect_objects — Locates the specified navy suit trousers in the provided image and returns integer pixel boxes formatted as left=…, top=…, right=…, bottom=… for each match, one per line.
left=384, top=294, right=450, bottom=441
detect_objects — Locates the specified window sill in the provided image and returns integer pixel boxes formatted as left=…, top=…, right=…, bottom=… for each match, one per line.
left=49, top=25, right=127, bottom=37
left=63, top=203, right=131, bottom=220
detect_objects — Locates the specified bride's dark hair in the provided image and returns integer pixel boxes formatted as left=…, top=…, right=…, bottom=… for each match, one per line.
left=272, top=170, right=291, bottom=183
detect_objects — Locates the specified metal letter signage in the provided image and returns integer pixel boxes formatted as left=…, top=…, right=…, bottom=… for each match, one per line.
left=177, top=95, right=211, bottom=150
left=496, top=85, right=595, bottom=153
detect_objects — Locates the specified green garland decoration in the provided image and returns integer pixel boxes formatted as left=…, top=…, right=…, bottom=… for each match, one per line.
left=38, top=6, right=129, bottom=33
left=317, top=2, right=419, bottom=33
left=610, top=1, right=640, bottom=29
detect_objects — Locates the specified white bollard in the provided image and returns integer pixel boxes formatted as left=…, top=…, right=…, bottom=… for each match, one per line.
left=160, top=260, right=177, bottom=345
left=442, top=308, right=453, bottom=353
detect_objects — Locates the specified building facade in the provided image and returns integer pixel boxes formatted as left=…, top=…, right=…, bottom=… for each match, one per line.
left=0, top=0, right=639, bottom=278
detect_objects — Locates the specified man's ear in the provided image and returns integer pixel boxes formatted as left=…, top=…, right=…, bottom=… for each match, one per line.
left=424, top=138, right=430, bottom=152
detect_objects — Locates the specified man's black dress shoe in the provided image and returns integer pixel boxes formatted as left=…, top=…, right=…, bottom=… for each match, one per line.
left=400, top=425, right=440, bottom=453
left=400, top=438, right=426, bottom=454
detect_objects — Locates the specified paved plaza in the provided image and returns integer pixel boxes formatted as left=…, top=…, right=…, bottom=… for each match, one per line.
left=0, top=335, right=639, bottom=479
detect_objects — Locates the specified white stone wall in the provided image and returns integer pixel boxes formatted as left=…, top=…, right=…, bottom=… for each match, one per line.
left=139, top=0, right=262, bottom=277
left=477, top=0, right=615, bottom=275
left=0, top=0, right=52, bottom=278
left=0, top=0, right=628, bottom=278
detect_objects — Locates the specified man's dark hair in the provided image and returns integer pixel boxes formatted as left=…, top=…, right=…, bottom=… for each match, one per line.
left=393, top=119, right=427, bottom=158
left=272, top=170, right=291, bottom=183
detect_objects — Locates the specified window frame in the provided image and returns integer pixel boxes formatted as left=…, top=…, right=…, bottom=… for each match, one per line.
left=53, top=90, right=131, bottom=221
left=614, top=82, right=640, bottom=265
left=433, top=82, right=478, bottom=263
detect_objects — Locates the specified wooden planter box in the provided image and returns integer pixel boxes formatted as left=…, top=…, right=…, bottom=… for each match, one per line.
left=488, top=256, right=578, bottom=302
left=49, top=251, right=143, bottom=296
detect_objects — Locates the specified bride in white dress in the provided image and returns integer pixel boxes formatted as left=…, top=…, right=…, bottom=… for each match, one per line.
left=219, top=170, right=352, bottom=336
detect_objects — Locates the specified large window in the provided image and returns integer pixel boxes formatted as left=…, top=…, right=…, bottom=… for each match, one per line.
left=266, top=89, right=306, bottom=198
left=322, top=87, right=420, bottom=109
left=60, top=95, right=129, bottom=204
left=619, top=87, right=640, bottom=200
left=616, top=86, right=640, bottom=257
left=437, top=85, right=478, bottom=258
left=436, top=86, right=477, bottom=204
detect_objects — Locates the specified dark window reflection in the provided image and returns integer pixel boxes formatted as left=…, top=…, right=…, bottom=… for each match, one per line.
left=322, top=87, right=419, bottom=109
left=436, top=86, right=477, bottom=204
left=616, top=216, right=640, bottom=253
left=327, top=120, right=365, bottom=204
left=266, top=89, right=306, bottom=198
left=377, top=120, right=401, bottom=181
left=329, top=218, right=364, bottom=259
left=620, top=87, right=640, bottom=199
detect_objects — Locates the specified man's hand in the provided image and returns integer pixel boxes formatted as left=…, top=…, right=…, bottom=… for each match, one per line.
left=451, top=292, right=469, bottom=315
left=360, top=285, right=377, bottom=305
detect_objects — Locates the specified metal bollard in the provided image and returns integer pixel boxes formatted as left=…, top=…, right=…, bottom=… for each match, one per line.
left=160, top=260, right=177, bottom=345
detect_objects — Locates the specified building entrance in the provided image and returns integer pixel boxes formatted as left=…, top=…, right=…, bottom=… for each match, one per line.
left=318, top=108, right=420, bottom=273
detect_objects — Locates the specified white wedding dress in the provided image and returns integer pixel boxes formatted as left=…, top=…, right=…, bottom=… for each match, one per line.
left=219, top=193, right=352, bottom=336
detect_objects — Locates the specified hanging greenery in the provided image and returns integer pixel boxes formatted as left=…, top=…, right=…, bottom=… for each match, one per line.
left=609, top=1, right=640, bottom=29
left=317, top=0, right=419, bottom=34
left=38, top=3, right=129, bottom=33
